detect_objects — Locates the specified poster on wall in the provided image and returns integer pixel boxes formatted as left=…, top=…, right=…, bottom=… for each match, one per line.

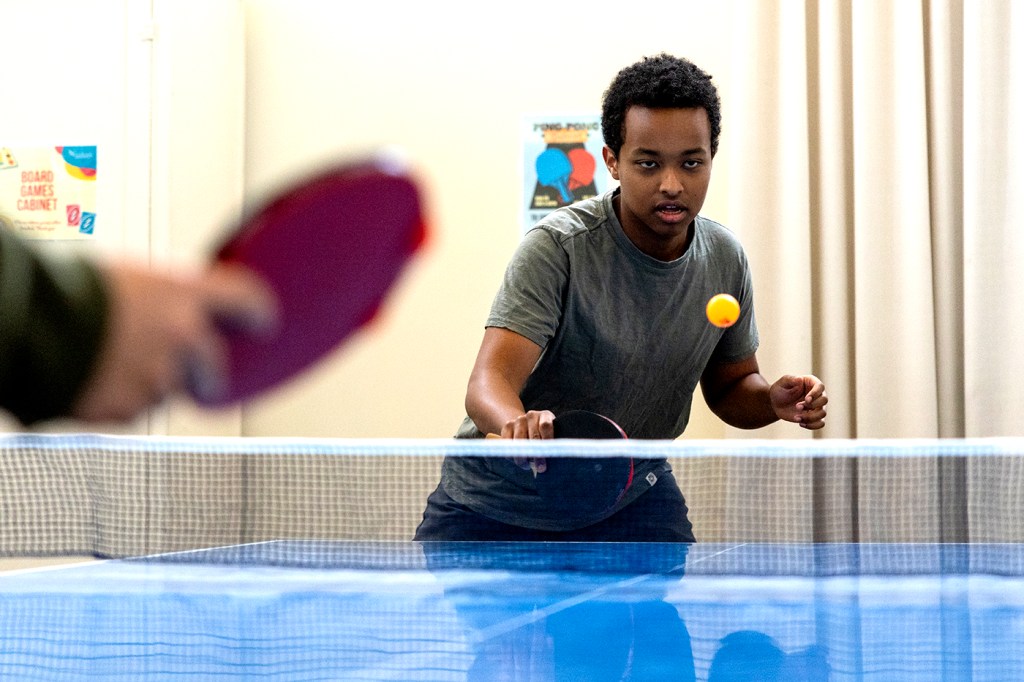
left=0, top=145, right=98, bottom=240
left=522, top=115, right=609, bottom=235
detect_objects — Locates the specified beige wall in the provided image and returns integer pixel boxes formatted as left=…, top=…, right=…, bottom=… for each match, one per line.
left=235, top=1, right=739, bottom=439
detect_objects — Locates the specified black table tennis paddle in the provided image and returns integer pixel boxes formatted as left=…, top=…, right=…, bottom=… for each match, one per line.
left=537, top=410, right=634, bottom=519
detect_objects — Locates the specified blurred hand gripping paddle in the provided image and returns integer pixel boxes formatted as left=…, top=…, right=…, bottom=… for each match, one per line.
left=540, top=410, right=634, bottom=519
left=199, top=154, right=427, bottom=406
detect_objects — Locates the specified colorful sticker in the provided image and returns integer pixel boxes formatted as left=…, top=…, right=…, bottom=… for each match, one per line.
left=0, top=145, right=97, bottom=240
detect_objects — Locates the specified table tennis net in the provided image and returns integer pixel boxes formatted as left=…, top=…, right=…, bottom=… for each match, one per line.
left=2, top=434, right=1023, bottom=559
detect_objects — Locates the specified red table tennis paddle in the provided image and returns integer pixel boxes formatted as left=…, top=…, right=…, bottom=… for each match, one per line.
left=538, top=410, right=634, bottom=519
left=198, top=154, right=427, bottom=406
left=567, top=147, right=596, bottom=192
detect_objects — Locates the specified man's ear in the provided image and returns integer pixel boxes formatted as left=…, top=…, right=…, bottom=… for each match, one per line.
left=602, top=146, right=620, bottom=181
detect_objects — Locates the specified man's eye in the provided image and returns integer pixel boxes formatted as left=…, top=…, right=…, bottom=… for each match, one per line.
left=637, top=160, right=657, bottom=169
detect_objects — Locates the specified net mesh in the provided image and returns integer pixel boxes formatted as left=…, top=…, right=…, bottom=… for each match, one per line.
left=2, top=434, right=1023, bottom=558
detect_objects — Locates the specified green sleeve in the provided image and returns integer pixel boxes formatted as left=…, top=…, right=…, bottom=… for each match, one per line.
left=0, top=227, right=109, bottom=424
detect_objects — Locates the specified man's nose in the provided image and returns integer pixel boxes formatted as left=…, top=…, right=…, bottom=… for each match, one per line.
left=660, top=169, right=684, bottom=195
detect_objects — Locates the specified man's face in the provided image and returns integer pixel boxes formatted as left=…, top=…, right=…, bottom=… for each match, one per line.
left=603, top=106, right=713, bottom=261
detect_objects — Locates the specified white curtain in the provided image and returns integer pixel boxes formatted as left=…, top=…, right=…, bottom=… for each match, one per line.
left=725, top=0, right=1024, bottom=438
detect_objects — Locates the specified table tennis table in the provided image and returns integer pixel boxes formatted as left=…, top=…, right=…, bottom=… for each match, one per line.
left=2, top=541, right=1023, bottom=680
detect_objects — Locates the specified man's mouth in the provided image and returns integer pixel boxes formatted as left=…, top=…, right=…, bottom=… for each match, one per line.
left=655, top=203, right=687, bottom=222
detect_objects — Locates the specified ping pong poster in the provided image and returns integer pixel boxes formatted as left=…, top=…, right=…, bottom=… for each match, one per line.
left=0, top=145, right=98, bottom=240
left=522, top=115, right=608, bottom=234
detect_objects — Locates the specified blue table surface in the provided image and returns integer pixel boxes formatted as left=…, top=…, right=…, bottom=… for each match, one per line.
left=2, top=541, right=1024, bottom=681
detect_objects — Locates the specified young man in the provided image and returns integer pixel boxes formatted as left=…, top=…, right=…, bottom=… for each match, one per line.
left=415, top=54, right=828, bottom=543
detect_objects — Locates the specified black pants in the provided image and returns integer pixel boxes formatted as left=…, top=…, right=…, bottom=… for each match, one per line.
left=413, top=470, right=695, bottom=543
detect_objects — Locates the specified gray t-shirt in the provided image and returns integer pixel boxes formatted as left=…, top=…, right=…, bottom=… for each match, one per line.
left=444, top=188, right=759, bottom=530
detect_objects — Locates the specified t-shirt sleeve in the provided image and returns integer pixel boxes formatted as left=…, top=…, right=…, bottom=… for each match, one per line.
left=0, top=227, right=109, bottom=424
left=485, top=227, right=569, bottom=349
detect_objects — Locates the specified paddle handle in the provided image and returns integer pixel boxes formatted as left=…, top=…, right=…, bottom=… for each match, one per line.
left=485, top=433, right=538, bottom=477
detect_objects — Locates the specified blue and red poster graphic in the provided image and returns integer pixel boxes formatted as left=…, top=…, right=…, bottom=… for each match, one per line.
left=522, top=115, right=608, bottom=234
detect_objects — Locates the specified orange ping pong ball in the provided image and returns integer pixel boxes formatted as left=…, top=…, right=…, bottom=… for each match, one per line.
left=706, top=293, right=740, bottom=328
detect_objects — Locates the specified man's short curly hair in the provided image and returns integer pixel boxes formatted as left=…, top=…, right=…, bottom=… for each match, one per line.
left=601, top=54, right=722, bottom=157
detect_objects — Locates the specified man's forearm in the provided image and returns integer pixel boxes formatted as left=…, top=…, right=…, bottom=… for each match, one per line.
left=706, top=373, right=780, bottom=429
